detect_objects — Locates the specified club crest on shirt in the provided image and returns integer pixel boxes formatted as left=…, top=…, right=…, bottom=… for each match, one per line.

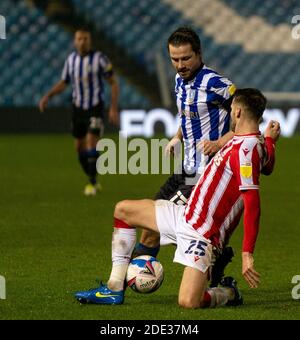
left=186, top=89, right=196, bottom=104
left=242, top=148, right=250, bottom=157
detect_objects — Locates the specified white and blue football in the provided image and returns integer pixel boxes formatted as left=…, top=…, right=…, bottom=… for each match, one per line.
left=126, top=255, right=164, bottom=294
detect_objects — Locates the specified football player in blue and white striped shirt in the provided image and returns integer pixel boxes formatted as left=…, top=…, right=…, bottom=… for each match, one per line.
left=39, top=28, right=119, bottom=196
left=134, top=27, right=236, bottom=286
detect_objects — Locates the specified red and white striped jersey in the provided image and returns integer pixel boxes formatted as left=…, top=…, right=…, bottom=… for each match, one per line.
left=184, top=133, right=266, bottom=248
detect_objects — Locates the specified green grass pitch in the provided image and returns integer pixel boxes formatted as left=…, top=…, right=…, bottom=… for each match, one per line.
left=0, top=133, right=299, bottom=320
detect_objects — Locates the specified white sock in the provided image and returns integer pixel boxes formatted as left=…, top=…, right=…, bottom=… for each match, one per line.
left=107, top=227, right=136, bottom=291
left=206, top=287, right=234, bottom=307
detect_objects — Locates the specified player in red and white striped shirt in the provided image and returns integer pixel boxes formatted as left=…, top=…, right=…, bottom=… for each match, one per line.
left=185, top=132, right=265, bottom=253
left=75, top=89, right=280, bottom=308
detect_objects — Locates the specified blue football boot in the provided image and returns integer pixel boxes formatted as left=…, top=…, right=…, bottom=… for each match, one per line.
left=220, top=276, right=243, bottom=306
left=75, top=282, right=124, bottom=305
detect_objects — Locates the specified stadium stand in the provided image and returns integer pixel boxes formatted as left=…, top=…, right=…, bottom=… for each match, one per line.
left=0, top=0, right=151, bottom=108
left=222, top=0, right=298, bottom=25
left=0, top=0, right=300, bottom=108
left=71, top=0, right=300, bottom=92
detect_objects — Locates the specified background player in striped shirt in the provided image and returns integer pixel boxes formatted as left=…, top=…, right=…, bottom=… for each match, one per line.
left=75, top=88, right=280, bottom=308
left=39, top=28, right=119, bottom=196
left=134, top=27, right=236, bottom=286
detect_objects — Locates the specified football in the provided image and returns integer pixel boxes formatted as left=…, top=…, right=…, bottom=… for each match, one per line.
left=126, top=255, right=164, bottom=293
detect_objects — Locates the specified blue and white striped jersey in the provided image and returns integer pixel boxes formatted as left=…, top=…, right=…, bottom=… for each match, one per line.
left=61, top=50, right=113, bottom=110
left=175, top=64, right=236, bottom=174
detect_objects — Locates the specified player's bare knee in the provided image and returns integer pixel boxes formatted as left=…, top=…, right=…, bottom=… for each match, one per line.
left=114, top=200, right=131, bottom=221
left=178, top=296, right=201, bottom=309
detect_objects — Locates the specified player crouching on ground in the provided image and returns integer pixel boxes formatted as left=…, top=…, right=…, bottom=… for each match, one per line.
left=75, top=88, right=280, bottom=308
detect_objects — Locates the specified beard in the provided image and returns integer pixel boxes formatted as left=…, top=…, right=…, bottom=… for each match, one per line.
left=178, top=69, right=190, bottom=79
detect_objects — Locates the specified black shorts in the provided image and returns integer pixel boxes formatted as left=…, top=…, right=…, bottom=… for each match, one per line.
left=154, top=169, right=195, bottom=204
left=71, top=104, right=105, bottom=139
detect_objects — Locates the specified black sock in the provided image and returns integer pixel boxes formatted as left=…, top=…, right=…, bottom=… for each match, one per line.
left=87, top=149, right=99, bottom=185
left=78, top=150, right=89, bottom=175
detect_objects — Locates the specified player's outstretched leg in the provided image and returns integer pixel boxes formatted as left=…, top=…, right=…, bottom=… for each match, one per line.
left=75, top=199, right=157, bottom=305
left=75, top=217, right=135, bottom=304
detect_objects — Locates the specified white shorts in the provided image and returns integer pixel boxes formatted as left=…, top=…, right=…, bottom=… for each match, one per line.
left=155, top=200, right=214, bottom=273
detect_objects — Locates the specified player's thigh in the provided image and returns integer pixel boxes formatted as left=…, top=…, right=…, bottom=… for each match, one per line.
left=115, top=199, right=158, bottom=233
left=71, top=113, right=87, bottom=142
left=178, top=266, right=208, bottom=309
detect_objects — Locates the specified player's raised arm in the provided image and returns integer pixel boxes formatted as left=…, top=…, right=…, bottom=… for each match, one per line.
left=262, top=120, right=280, bottom=175
left=39, top=80, right=68, bottom=112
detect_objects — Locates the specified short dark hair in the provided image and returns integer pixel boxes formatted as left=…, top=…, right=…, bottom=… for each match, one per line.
left=233, top=88, right=267, bottom=121
left=75, top=26, right=92, bottom=35
left=168, top=27, right=201, bottom=55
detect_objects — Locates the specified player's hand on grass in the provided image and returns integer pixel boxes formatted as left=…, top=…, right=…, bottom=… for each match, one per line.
left=242, top=252, right=260, bottom=288
left=197, top=140, right=221, bottom=156
left=108, top=107, right=119, bottom=126
left=165, top=137, right=181, bottom=157
left=39, top=95, right=49, bottom=113
left=264, top=120, right=280, bottom=142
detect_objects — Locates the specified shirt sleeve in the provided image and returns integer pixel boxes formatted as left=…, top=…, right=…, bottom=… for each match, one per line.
left=99, top=53, right=114, bottom=78
left=231, top=138, right=261, bottom=191
left=207, top=76, right=236, bottom=105
left=61, top=59, right=70, bottom=83
left=261, top=137, right=276, bottom=176
left=242, top=189, right=260, bottom=253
